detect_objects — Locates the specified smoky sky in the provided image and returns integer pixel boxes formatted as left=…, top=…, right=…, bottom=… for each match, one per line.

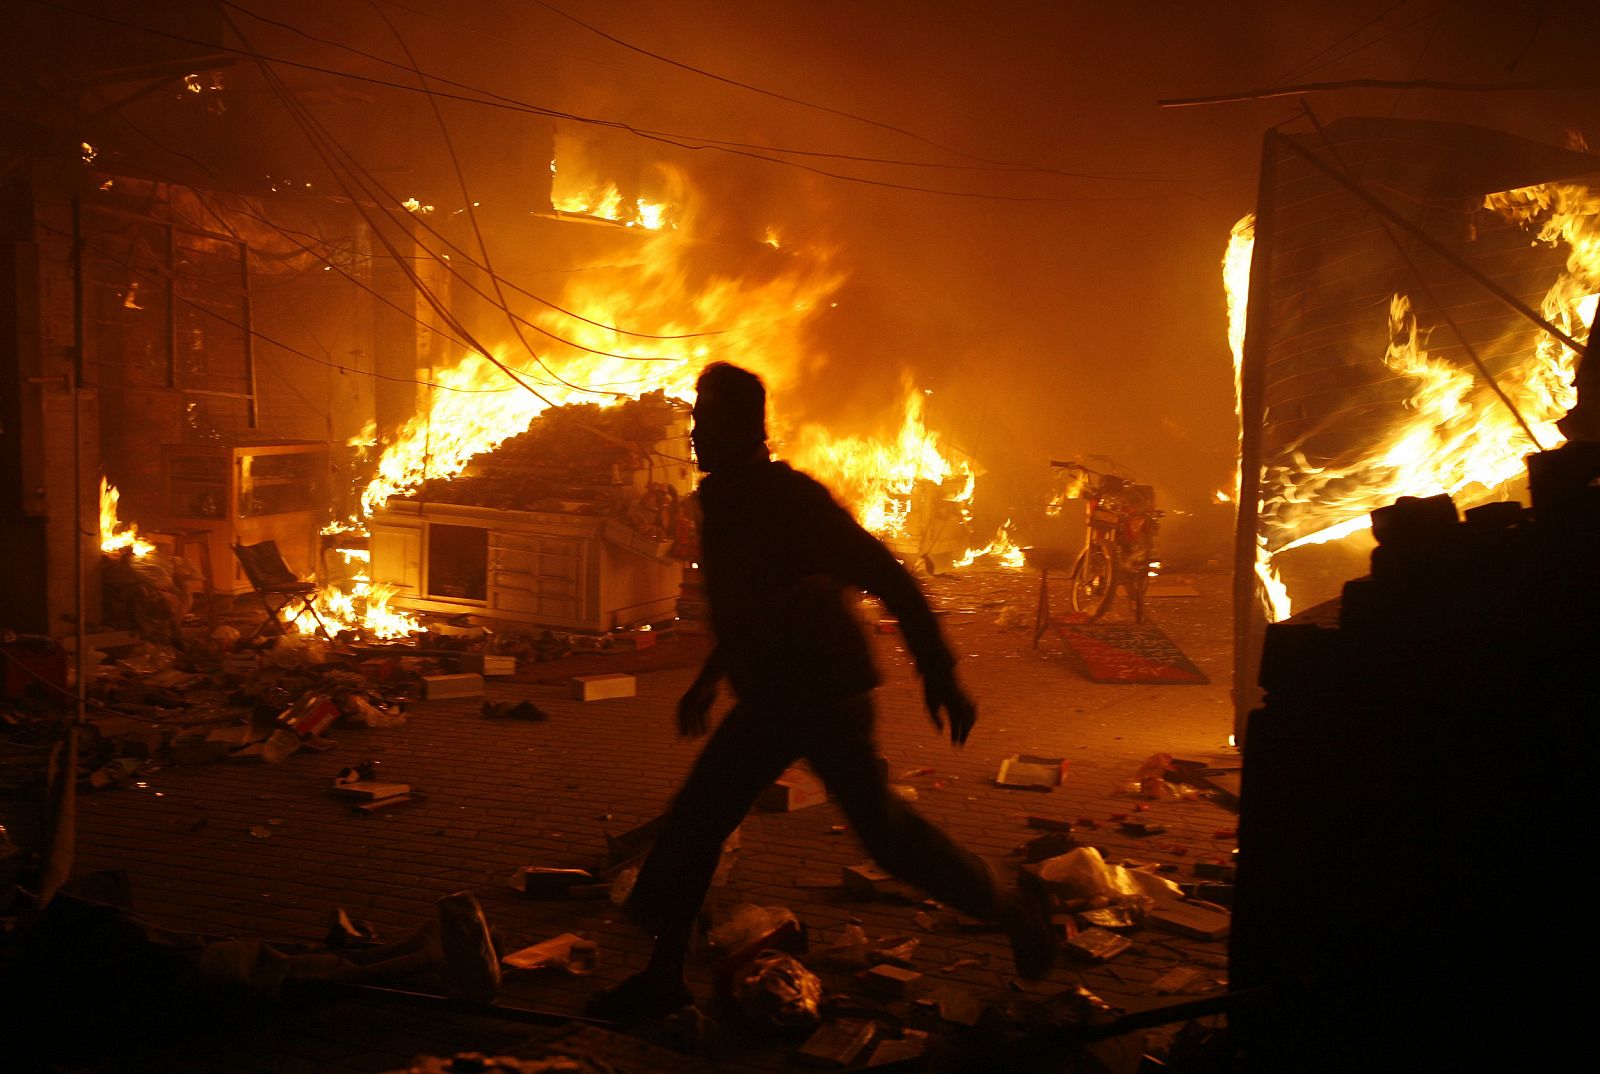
left=202, top=0, right=1600, bottom=517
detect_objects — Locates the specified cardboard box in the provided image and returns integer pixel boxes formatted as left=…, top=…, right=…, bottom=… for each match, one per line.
left=571, top=673, right=636, bottom=701
left=460, top=653, right=517, bottom=676
left=329, top=780, right=411, bottom=801
left=423, top=673, right=485, bottom=699
left=862, top=964, right=921, bottom=999
left=502, top=932, right=585, bottom=971
left=358, top=656, right=401, bottom=683
left=798, top=1018, right=877, bottom=1067
left=995, top=754, right=1068, bottom=791
left=757, top=766, right=828, bottom=812
left=842, top=862, right=895, bottom=898
left=1063, top=926, right=1132, bottom=961
left=1147, top=897, right=1230, bottom=941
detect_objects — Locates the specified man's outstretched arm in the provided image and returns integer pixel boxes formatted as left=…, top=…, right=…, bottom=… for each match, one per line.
left=803, top=486, right=977, bottom=744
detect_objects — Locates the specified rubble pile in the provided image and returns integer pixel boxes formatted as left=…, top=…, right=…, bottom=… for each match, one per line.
left=405, top=392, right=690, bottom=531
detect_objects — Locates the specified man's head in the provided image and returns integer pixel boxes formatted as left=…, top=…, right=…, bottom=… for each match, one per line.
left=692, top=362, right=768, bottom=472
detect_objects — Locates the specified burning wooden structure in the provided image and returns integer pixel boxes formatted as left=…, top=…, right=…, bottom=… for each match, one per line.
left=368, top=393, right=694, bottom=631
left=1228, top=118, right=1600, bottom=736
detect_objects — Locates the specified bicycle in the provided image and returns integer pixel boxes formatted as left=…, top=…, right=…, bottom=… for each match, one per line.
left=1050, top=461, right=1162, bottom=624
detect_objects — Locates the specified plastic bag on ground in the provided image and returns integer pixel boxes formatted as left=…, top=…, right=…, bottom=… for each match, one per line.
left=344, top=694, right=406, bottom=728
left=117, top=642, right=177, bottom=676
left=261, top=634, right=328, bottom=669
left=735, top=952, right=822, bottom=1030
left=1038, top=846, right=1174, bottom=906
left=608, top=865, right=639, bottom=907
left=707, top=904, right=798, bottom=954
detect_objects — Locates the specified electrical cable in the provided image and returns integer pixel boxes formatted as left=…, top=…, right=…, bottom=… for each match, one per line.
left=26, top=0, right=1185, bottom=202
left=236, top=45, right=698, bottom=474
left=80, top=36, right=725, bottom=345
left=37, top=218, right=517, bottom=394
left=221, top=14, right=701, bottom=405
left=1267, top=0, right=1410, bottom=88
left=361, top=0, right=594, bottom=400
left=229, top=0, right=1182, bottom=182
left=1275, top=4, right=1444, bottom=87
left=233, top=40, right=569, bottom=408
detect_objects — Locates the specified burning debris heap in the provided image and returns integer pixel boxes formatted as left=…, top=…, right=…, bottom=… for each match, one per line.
left=405, top=392, right=691, bottom=531
left=1231, top=441, right=1600, bottom=1073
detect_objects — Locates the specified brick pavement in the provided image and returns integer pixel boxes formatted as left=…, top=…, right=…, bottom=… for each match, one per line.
left=24, top=566, right=1239, bottom=1072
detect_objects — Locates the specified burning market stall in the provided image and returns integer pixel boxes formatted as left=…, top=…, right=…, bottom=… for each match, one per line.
left=368, top=392, right=694, bottom=632
left=1223, top=117, right=1599, bottom=1069
left=1227, top=117, right=1600, bottom=735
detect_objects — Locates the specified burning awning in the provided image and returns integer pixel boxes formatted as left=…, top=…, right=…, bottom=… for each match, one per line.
left=1230, top=117, right=1600, bottom=733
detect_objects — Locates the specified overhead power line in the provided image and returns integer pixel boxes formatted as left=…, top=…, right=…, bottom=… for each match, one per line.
left=1158, top=76, right=1597, bottom=108
left=521, top=0, right=1157, bottom=182
left=26, top=0, right=1193, bottom=201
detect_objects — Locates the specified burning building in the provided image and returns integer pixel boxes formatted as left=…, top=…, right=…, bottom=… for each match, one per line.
left=1, top=0, right=1028, bottom=648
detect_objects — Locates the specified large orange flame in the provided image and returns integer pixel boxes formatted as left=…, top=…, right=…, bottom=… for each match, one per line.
left=99, top=478, right=153, bottom=558
left=786, top=386, right=976, bottom=541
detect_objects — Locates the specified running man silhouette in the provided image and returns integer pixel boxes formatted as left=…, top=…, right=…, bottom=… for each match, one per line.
left=589, top=362, right=1053, bottom=1022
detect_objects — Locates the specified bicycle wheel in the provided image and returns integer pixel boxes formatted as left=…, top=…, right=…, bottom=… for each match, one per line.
left=1070, top=540, right=1119, bottom=620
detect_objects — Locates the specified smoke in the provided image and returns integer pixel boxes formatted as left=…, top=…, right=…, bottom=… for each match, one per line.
left=242, top=0, right=1600, bottom=526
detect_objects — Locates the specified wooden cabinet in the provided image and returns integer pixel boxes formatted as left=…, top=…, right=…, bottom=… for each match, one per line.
left=369, top=500, right=680, bottom=632
left=161, top=440, right=329, bottom=594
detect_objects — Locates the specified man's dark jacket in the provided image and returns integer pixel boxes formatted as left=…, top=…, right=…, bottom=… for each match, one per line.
left=696, top=458, right=955, bottom=706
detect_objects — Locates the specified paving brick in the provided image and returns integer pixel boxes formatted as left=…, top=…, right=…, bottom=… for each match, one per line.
left=15, top=567, right=1238, bottom=1070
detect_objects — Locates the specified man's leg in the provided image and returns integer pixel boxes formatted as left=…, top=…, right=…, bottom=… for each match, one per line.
left=805, top=694, right=1055, bottom=978
left=592, top=701, right=797, bottom=1020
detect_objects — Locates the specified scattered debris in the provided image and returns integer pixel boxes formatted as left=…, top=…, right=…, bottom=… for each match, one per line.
left=798, top=1017, right=877, bottom=1067
left=513, top=866, right=597, bottom=898
left=1025, top=815, right=1074, bottom=832
left=481, top=700, right=550, bottom=721
left=326, top=907, right=379, bottom=949
left=995, top=755, right=1067, bottom=791
left=708, top=905, right=799, bottom=956
left=570, top=673, right=635, bottom=701
left=1149, top=965, right=1207, bottom=994
left=422, top=673, right=484, bottom=699
left=1014, top=830, right=1077, bottom=863
left=758, top=766, right=828, bottom=812
left=1062, top=926, right=1132, bottom=962
left=861, top=963, right=922, bottom=999
left=502, top=932, right=588, bottom=972
left=1146, top=896, right=1231, bottom=940
left=735, top=953, right=822, bottom=1030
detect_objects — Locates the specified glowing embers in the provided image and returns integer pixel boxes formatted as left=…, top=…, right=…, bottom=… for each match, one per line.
left=99, top=478, right=153, bottom=558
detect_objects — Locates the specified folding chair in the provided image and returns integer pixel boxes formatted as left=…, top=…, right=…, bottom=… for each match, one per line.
left=233, top=540, right=332, bottom=640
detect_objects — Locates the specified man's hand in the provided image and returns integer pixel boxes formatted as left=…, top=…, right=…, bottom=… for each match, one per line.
left=677, top=673, right=718, bottom=738
left=923, top=666, right=977, bottom=746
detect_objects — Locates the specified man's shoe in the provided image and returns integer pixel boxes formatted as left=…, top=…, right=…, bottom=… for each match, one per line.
left=586, top=972, right=695, bottom=1025
left=1000, top=872, right=1057, bottom=980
